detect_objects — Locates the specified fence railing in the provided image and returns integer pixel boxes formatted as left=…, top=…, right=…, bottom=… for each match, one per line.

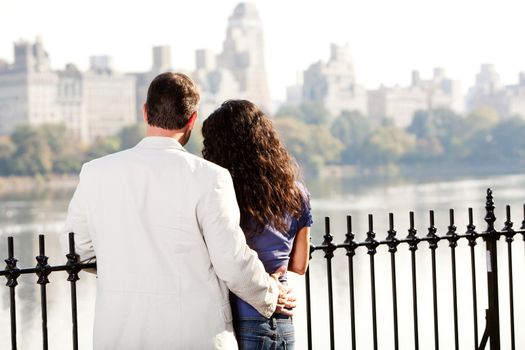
left=305, top=188, right=525, bottom=350
left=1, top=188, right=524, bottom=350
left=1, top=232, right=94, bottom=350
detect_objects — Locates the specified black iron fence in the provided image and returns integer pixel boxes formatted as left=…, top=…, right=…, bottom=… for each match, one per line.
left=305, top=188, right=525, bottom=350
left=1, top=232, right=94, bottom=350
left=0, top=188, right=524, bottom=349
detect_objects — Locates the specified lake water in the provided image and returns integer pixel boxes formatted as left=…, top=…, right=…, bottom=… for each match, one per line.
left=0, top=173, right=524, bottom=349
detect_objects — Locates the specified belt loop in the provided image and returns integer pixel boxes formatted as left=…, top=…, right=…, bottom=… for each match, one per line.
left=270, top=316, right=277, bottom=330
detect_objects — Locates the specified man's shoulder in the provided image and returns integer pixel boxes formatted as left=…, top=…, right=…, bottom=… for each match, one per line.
left=82, top=148, right=229, bottom=181
left=82, top=147, right=229, bottom=179
left=82, top=149, right=133, bottom=170
left=184, top=152, right=231, bottom=179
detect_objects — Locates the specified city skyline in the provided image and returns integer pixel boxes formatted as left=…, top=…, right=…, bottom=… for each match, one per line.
left=1, top=0, right=524, bottom=100
left=0, top=4, right=275, bottom=143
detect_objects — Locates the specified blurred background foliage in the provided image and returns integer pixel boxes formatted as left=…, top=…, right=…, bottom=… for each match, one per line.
left=0, top=103, right=523, bottom=178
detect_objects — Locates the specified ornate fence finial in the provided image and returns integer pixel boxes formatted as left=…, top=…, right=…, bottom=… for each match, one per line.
left=4, top=237, right=20, bottom=288
left=446, top=209, right=459, bottom=248
left=321, top=217, right=336, bottom=259
left=426, top=210, right=440, bottom=249
left=344, top=215, right=357, bottom=258
left=521, top=204, right=525, bottom=242
left=66, top=232, right=81, bottom=283
left=520, top=204, right=525, bottom=230
left=386, top=213, right=399, bottom=253
left=36, top=234, right=51, bottom=285
left=467, top=208, right=476, bottom=233
left=466, top=208, right=478, bottom=247
left=484, top=188, right=496, bottom=233
left=406, top=211, right=420, bottom=251
left=502, top=205, right=515, bottom=243
left=365, top=214, right=379, bottom=255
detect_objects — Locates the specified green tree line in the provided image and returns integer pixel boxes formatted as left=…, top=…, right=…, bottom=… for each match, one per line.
left=0, top=122, right=203, bottom=177
left=273, top=102, right=525, bottom=176
left=0, top=103, right=523, bottom=178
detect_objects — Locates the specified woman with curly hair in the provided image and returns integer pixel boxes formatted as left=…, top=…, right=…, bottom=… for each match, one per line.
left=202, top=100, right=313, bottom=350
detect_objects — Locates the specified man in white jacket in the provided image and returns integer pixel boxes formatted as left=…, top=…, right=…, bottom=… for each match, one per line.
left=63, top=72, right=292, bottom=349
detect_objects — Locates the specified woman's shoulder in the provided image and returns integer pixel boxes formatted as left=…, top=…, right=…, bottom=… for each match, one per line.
left=294, top=181, right=311, bottom=201
left=294, top=181, right=313, bottom=228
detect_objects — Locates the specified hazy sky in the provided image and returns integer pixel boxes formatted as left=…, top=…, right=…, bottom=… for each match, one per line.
left=1, top=0, right=524, bottom=100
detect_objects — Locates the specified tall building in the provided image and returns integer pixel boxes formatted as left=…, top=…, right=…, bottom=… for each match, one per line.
left=152, top=46, right=171, bottom=72
left=466, top=64, right=525, bottom=120
left=57, top=64, right=87, bottom=140
left=83, top=56, right=136, bottom=140
left=191, top=2, right=272, bottom=119
left=193, top=49, right=241, bottom=119
left=368, top=85, right=427, bottom=128
left=466, top=64, right=504, bottom=117
left=132, top=46, right=173, bottom=122
left=301, top=43, right=368, bottom=119
left=0, top=38, right=60, bottom=135
left=368, top=68, right=463, bottom=127
left=0, top=38, right=136, bottom=142
left=505, top=72, right=525, bottom=119
left=216, top=2, right=271, bottom=111
left=89, top=55, right=113, bottom=73
left=195, top=49, right=216, bottom=71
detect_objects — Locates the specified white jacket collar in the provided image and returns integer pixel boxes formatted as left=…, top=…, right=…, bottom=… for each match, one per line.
left=135, top=136, right=187, bottom=152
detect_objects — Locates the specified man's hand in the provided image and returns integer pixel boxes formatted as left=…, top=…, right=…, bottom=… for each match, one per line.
left=271, top=266, right=297, bottom=316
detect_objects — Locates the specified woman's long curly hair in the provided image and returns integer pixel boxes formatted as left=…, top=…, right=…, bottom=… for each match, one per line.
left=202, top=100, right=303, bottom=233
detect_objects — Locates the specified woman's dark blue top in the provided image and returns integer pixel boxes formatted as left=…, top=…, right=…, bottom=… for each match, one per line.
left=232, top=184, right=313, bottom=318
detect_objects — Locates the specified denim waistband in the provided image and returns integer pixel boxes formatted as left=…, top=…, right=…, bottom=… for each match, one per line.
left=238, top=314, right=292, bottom=321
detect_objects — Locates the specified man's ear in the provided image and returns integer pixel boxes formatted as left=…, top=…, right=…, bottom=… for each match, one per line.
left=142, top=104, right=148, bottom=124
left=187, top=111, right=198, bottom=129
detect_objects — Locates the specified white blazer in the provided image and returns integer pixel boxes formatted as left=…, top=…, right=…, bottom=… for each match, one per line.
left=62, top=136, right=279, bottom=350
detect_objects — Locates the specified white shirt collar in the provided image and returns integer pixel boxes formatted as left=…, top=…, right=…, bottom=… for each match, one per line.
left=135, top=136, right=187, bottom=152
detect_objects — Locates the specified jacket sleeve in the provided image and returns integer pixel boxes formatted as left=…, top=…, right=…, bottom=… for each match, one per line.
left=61, top=164, right=96, bottom=263
left=197, top=168, right=278, bottom=318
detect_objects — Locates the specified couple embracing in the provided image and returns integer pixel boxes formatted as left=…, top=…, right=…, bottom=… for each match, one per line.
left=63, top=72, right=312, bottom=349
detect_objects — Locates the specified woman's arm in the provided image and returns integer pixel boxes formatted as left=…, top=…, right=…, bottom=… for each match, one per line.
left=288, top=226, right=310, bottom=275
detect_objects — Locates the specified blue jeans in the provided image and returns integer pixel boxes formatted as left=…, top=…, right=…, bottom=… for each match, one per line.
left=235, top=315, right=294, bottom=350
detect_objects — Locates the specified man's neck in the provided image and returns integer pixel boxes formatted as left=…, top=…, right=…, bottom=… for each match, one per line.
left=146, top=125, right=186, bottom=144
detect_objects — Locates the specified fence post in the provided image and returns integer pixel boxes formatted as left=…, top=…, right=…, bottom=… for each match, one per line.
left=365, top=214, right=379, bottom=350
left=426, top=210, right=440, bottom=350
left=66, top=232, right=81, bottom=350
left=407, top=212, right=420, bottom=350
left=466, top=208, right=480, bottom=350
left=5, top=237, right=20, bottom=350
left=480, top=188, right=501, bottom=350
left=305, top=239, right=315, bottom=350
left=386, top=213, right=400, bottom=350
left=343, top=215, right=357, bottom=350
left=321, top=217, right=336, bottom=350
left=36, top=234, right=51, bottom=350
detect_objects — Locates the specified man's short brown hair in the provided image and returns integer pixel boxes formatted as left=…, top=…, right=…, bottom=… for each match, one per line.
left=145, top=72, right=200, bottom=130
